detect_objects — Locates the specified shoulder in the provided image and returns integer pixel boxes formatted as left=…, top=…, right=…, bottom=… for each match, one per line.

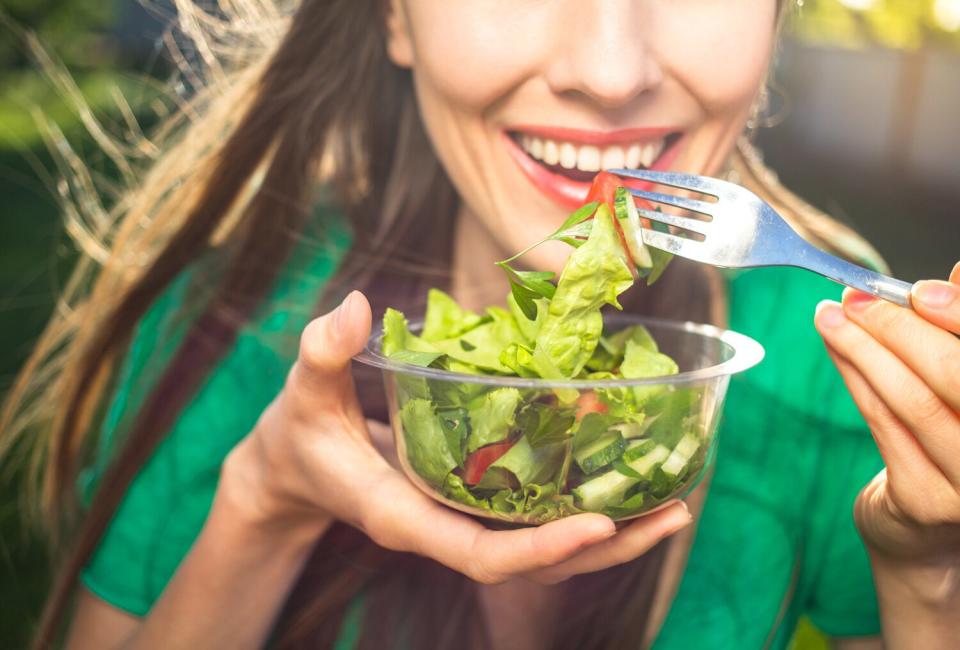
left=82, top=199, right=354, bottom=615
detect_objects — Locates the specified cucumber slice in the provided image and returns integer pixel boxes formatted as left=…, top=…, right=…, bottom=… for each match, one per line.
left=573, top=469, right=635, bottom=512
left=573, top=442, right=671, bottom=511
left=614, top=187, right=654, bottom=269
left=622, top=438, right=656, bottom=462
left=611, top=417, right=654, bottom=440
left=573, top=431, right=626, bottom=474
left=628, top=444, right=671, bottom=476
left=660, top=434, right=701, bottom=477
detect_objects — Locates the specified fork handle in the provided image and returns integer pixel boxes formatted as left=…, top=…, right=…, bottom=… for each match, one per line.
left=802, top=246, right=914, bottom=308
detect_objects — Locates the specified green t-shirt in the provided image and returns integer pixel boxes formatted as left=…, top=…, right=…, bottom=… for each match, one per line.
left=81, top=206, right=883, bottom=648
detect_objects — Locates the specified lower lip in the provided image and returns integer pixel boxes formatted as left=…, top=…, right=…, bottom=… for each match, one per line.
left=503, top=133, right=685, bottom=210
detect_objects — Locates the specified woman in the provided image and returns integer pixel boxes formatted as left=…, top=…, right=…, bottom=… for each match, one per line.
left=3, top=0, right=958, bottom=648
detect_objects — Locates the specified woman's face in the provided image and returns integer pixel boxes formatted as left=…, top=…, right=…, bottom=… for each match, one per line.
left=387, top=0, right=779, bottom=272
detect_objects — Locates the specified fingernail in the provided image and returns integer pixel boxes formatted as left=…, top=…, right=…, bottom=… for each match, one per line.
left=842, top=287, right=876, bottom=312
left=664, top=501, right=693, bottom=530
left=333, top=291, right=357, bottom=332
left=912, top=280, right=957, bottom=309
left=815, top=300, right=847, bottom=329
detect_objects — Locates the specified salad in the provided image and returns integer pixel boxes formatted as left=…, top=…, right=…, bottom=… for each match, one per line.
left=379, top=173, right=708, bottom=523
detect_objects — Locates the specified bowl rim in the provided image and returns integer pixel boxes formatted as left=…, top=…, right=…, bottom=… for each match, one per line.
left=354, top=313, right=764, bottom=388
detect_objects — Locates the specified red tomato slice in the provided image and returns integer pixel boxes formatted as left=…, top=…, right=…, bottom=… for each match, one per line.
left=585, top=172, right=640, bottom=276
left=575, top=390, right=608, bottom=420
left=463, top=441, right=514, bottom=485
left=585, top=171, right=621, bottom=209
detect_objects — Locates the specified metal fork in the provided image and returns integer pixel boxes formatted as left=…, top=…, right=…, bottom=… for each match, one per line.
left=611, top=168, right=914, bottom=307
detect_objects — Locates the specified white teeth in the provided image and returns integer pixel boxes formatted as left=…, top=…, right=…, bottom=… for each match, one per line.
left=530, top=137, right=544, bottom=160
left=559, top=143, right=577, bottom=169
left=641, top=140, right=665, bottom=168
left=517, top=134, right=668, bottom=171
left=543, top=140, right=559, bottom=165
left=601, top=146, right=625, bottom=170
left=576, top=145, right=601, bottom=172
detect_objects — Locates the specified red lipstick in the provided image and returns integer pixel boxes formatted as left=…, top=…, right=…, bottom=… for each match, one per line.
left=503, top=129, right=685, bottom=209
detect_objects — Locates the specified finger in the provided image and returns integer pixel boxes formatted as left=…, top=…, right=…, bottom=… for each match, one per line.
left=950, top=261, right=960, bottom=285
left=291, top=291, right=372, bottom=416
left=358, top=469, right=615, bottom=584
left=527, top=502, right=691, bottom=585
left=911, top=276, right=960, bottom=334
left=840, top=287, right=960, bottom=413
left=823, top=343, right=941, bottom=488
left=816, top=300, right=960, bottom=485
left=826, top=346, right=960, bottom=528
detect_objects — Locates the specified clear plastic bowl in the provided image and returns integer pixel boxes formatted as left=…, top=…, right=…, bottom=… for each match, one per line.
left=356, top=314, right=764, bottom=525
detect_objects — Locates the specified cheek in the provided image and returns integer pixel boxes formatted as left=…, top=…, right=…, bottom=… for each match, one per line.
left=655, top=4, right=777, bottom=117
left=402, top=2, right=546, bottom=112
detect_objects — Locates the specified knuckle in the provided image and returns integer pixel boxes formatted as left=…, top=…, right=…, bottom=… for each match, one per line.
left=464, top=537, right=506, bottom=584
left=863, top=400, right=901, bottom=436
left=892, top=483, right=955, bottom=527
left=466, top=559, right=505, bottom=585
left=871, top=304, right=908, bottom=338
left=906, top=502, right=949, bottom=527
left=359, top=509, right=398, bottom=551
left=298, top=318, right=330, bottom=369
left=910, top=390, right=952, bottom=430
left=936, top=351, right=960, bottom=398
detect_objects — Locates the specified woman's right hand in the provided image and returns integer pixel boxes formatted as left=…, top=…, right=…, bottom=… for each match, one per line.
left=222, top=291, right=692, bottom=586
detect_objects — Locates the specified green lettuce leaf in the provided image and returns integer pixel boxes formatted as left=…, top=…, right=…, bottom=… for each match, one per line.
left=399, top=398, right=457, bottom=486
left=496, top=263, right=556, bottom=320
left=620, top=339, right=679, bottom=408
left=508, top=293, right=548, bottom=347
left=390, top=350, right=444, bottom=367
left=516, top=401, right=577, bottom=448
left=382, top=308, right=436, bottom=356
left=644, top=213, right=674, bottom=285
left=487, top=483, right=579, bottom=522
left=498, top=201, right=600, bottom=266
left=422, top=289, right=486, bottom=341
left=572, top=412, right=618, bottom=452
left=429, top=307, right=525, bottom=373
left=602, top=491, right=647, bottom=519
left=477, top=437, right=566, bottom=490
left=437, top=406, right=470, bottom=467
left=645, top=388, right=701, bottom=448
left=530, top=204, right=634, bottom=379
left=442, top=474, right=491, bottom=510
left=600, top=324, right=658, bottom=358
left=466, top=387, right=521, bottom=453
left=498, top=342, right=539, bottom=378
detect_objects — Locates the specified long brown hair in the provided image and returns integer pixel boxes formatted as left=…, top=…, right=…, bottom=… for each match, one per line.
left=2, top=0, right=887, bottom=648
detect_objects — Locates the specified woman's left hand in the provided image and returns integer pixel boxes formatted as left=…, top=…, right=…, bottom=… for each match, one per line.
left=814, top=262, right=960, bottom=569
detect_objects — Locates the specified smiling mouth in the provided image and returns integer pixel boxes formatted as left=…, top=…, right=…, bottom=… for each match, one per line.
left=510, top=131, right=681, bottom=182
left=504, top=127, right=684, bottom=207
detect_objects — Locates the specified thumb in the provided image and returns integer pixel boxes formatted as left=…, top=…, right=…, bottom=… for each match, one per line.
left=293, top=290, right=372, bottom=408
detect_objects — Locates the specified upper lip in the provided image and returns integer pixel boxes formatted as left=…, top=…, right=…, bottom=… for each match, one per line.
left=507, top=125, right=678, bottom=146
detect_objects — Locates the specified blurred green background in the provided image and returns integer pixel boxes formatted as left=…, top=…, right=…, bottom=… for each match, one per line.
left=1, top=1, right=958, bottom=648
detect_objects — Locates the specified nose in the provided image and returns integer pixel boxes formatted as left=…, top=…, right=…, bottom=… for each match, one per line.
left=543, top=0, right=663, bottom=109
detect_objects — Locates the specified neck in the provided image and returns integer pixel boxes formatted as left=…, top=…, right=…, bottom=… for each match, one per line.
left=450, top=205, right=513, bottom=312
